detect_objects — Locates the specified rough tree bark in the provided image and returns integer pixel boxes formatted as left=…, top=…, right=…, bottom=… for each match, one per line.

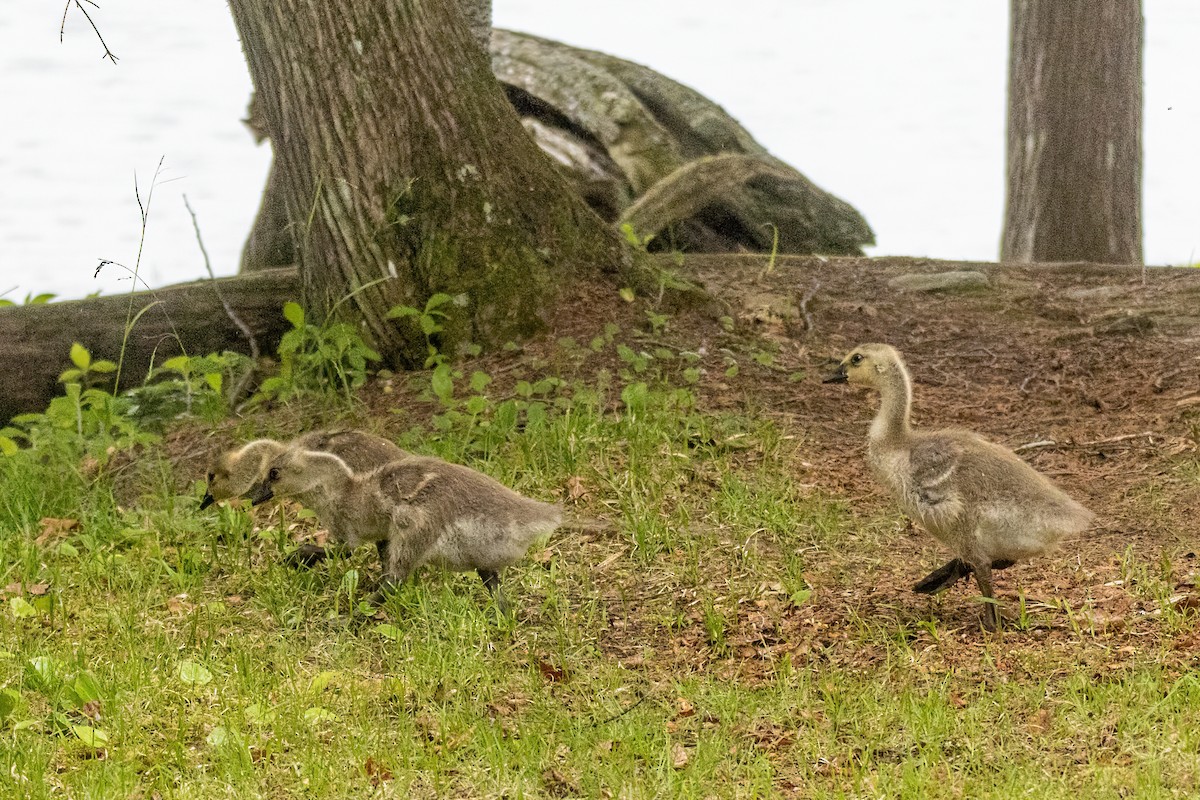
left=226, top=0, right=624, bottom=364
left=1001, top=0, right=1143, bottom=265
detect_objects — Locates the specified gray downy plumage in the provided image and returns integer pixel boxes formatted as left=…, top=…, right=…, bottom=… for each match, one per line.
left=261, top=448, right=563, bottom=613
left=200, top=430, right=409, bottom=564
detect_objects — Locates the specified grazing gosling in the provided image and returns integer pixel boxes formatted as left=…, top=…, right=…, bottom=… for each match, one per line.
left=260, top=448, right=562, bottom=612
left=200, top=430, right=408, bottom=564
left=201, top=430, right=407, bottom=507
left=824, top=343, right=1094, bottom=630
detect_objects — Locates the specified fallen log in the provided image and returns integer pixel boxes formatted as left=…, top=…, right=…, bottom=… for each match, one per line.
left=0, top=269, right=299, bottom=423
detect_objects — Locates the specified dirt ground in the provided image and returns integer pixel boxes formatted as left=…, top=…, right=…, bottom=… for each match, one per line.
left=176, top=253, right=1200, bottom=688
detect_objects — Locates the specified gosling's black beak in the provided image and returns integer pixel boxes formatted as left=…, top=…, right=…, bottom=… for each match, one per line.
left=199, top=492, right=216, bottom=510
left=822, top=364, right=848, bottom=384
left=246, top=482, right=274, bottom=507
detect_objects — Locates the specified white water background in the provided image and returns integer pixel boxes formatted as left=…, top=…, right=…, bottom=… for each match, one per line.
left=0, top=2, right=1196, bottom=301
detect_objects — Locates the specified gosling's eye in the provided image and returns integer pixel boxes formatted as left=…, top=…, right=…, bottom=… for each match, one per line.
left=850, top=353, right=864, bottom=366
left=267, top=468, right=280, bottom=481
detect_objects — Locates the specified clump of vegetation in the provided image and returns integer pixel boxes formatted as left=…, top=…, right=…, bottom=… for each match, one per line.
left=0, top=288, right=1196, bottom=800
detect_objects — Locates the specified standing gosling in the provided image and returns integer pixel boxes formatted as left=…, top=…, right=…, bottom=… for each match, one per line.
left=260, top=448, right=562, bottom=612
left=200, top=430, right=408, bottom=564
left=824, top=343, right=1093, bottom=630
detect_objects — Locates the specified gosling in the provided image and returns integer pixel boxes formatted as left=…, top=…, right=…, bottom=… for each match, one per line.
left=259, top=447, right=562, bottom=613
left=824, top=343, right=1093, bottom=630
left=200, top=430, right=408, bottom=565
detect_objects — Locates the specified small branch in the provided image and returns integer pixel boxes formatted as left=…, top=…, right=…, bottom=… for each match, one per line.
left=1015, top=431, right=1160, bottom=452
left=61, top=0, right=118, bottom=64
left=797, top=281, right=820, bottom=333
left=184, top=195, right=262, bottom=407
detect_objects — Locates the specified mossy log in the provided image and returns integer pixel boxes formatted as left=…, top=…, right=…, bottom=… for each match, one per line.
left=0, top=270, right=298, bottom=424
left=242, top=30, right=873, bottom=271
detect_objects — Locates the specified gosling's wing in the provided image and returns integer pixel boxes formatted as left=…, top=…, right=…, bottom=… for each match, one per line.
left=908, top=435, right=965, bottom=509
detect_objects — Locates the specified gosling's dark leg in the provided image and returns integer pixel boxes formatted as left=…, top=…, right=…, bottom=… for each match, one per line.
left=370, top=576, right=403, bottom=606
left=285, top=543, right=329, bottom=568
left=914, top=558, right=1017, bottom=595
left=375, top=540, right=389, bottom=566
left=478, top=569, right=509, bottom=616
left=972, top=560, right=1003, bottom=631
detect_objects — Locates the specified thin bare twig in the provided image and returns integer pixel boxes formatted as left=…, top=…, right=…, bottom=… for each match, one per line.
left=61, top=0, right=118, bottom=64
left=183, top=195, right=261, bottom=407
left=1015, top=431, right=1160, bottom=453
left=797, top=281, right=820, bottom=334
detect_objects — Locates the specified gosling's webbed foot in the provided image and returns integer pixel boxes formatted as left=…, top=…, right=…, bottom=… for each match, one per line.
left=913, top=558, right=972, bottom=594
left=913, top=558, right=1018, bottom=595
left=285, top=543, right=328, bottom=568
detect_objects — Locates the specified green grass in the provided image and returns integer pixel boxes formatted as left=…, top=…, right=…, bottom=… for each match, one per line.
left=1, top=346, right=1197, bottom=799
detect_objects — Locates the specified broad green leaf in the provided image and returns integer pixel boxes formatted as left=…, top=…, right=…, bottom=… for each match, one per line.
left=25, top=656, right=57, bottom=692
left=469, top=371, right=492, bottom=393
left=0, top=437, right=18, bottom=456
left=375, top=623, right=402, bottom=641
left=245, top=703, right=275, bottom=725
left=69, top=342, right=91, bottom=370
left=282, top=301, right=305, bottom=329
left=89, top=360, right=117, bottom=373
left=162, top=355, right=190, bottom=373
left=177, top=660, right=213, bottom=686
left=339, top=569, right=360, bottom=597
left=71, top=672, right=102, bottom=705
left=304, top=706, right=336, bottom=724
left=385, top=304, right=420, bottom=320
left=308, top=671, right=340, bottom=694
left=619, top=287, right=636, bottom=303
left=204, top=373, right=222, bottom=393
left=71, top=724, right=109, bottom=748
left=206, top=726, right=232, bottom=747
left=430, top=364, right=454, bottom=402
left=425, top=293, right=453, bottom=311
left=464, top=395, right=488, bottom=415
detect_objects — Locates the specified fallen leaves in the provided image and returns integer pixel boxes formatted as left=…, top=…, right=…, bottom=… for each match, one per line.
left=36, top=517, right=79, bottom=547
left=364, top=756, right=393, bottom=787
left=670, top=741, right=690, bottom=769
left=564, top=475, right=590, bottom=504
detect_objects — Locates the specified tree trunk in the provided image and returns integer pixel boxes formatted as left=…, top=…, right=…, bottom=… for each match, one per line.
left=1001, top=0, right=1143, bottom=265
left=458, top=0, right=491, bottom=54
left=226, top=0, right=624, bottom=364
left=0, top=270, right=299, bottom=424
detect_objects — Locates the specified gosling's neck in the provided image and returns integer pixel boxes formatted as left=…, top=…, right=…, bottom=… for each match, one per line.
left=868, top=361, right=913, bottom=446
